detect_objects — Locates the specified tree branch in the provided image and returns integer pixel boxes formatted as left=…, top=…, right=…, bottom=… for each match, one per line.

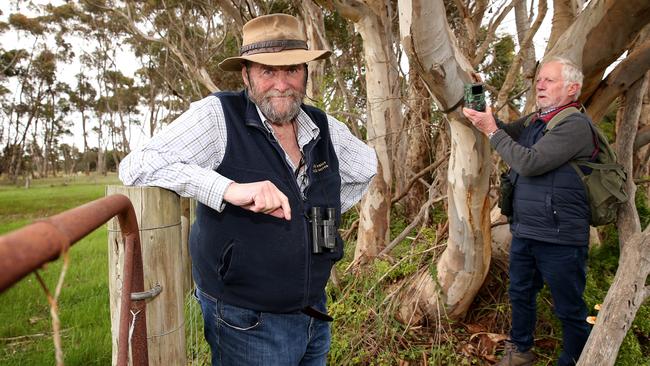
left=472, top=0, right=516, bottom=67
left=391, top=152, right=450, bottom=204
left=380, top=189, right=446, bottom=257
left=585, top=38, right=650, bottom=123
left=495, top=0, right=547, bottom=118
left=111, top=3, right=219, bottom=92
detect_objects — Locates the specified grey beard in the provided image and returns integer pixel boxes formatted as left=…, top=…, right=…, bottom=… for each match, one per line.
left=250, top=90, right=303, bottom=126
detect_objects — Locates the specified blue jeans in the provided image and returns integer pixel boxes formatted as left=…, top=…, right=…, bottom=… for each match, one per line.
left=195, top=288, right=331, bottom=366
left=508, top=236, right=591, bottom=366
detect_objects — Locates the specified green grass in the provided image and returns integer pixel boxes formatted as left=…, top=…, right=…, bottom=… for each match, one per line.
left=1, top=173, right=648, bottom=365
left=0, top=174, right=119, bottom=365
left=328, top=202, right=650, bottom=365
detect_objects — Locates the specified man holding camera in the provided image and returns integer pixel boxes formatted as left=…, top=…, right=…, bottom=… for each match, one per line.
left=463, top=57, right=595, bottom=366
left=119, top=13, right=376, bottom=366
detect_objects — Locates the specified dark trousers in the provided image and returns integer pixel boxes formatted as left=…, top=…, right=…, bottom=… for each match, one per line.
left=509, top=236, right=591, bottom=366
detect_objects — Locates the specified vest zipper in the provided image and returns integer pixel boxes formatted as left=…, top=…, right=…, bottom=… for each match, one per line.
left=301, top=136, right=319, bottom=307
left=267, top=130, right=320, bottom=308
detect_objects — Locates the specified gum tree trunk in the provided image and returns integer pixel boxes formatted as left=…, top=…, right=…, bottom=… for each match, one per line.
left=396, top=0, right=492, bottom=320
left=327, top=0, right=402, bottom=264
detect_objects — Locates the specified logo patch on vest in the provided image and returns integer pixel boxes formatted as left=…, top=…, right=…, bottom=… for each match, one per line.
left=313, top=161, right=329, bottom=173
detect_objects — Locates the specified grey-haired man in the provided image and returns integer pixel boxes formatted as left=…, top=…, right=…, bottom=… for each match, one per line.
left=463, top=57, right=594, bottom=366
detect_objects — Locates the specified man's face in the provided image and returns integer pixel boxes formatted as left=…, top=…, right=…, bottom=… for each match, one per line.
left=242, top=63, right=307, bottom=126
left=535, top=61, right=579, bottom=112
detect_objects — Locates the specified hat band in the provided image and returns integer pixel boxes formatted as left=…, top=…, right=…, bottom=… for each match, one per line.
left=240, top=39, right=308, bottom=56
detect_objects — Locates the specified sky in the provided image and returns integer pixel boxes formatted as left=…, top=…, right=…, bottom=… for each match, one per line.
left=1, top=0, right=560, bottom=151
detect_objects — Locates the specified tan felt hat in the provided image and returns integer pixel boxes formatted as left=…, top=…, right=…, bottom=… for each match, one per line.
left=218, top=13, right=331, bottom=71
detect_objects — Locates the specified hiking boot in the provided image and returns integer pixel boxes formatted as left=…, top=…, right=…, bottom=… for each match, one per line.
left=496, top=341, right=536, bottom=366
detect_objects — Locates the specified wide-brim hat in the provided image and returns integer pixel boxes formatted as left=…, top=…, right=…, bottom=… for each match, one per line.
left=218, top=14, right=331, bottom=71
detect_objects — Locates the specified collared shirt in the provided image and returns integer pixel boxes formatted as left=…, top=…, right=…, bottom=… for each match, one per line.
left=119, top=94, right=377, bottom=213
left=255, top=106, right=311, bottom=194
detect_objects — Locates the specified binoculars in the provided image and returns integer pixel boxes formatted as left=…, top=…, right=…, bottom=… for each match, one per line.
left=310, top=206, right=337, bottom=254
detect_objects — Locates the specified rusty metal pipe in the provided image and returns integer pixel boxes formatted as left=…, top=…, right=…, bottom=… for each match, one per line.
left=0, top=194, right=149, bottom=365
left=0, top=194, right=133, bottom=290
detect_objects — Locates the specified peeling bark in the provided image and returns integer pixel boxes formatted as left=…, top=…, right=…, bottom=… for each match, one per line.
left=394, top=70, right=433, bottom=218
left=397, top=0, right=492, bottom=319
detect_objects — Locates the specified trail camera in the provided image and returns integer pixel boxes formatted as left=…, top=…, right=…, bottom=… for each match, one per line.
left=464, top=83, right=486, bottom=112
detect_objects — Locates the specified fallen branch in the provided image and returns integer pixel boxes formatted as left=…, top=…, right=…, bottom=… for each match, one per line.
left=382, top=185, right=446, bottom=257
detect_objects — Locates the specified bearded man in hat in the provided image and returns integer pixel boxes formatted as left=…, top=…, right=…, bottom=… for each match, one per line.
left=119, top=13, right=377, bottom=366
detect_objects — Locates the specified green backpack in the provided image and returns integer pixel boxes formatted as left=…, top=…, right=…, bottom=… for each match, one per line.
left=527, top=106, right=629, bottom=226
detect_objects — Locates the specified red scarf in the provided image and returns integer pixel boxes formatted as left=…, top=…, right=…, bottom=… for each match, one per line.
left=537, top=102, right=581, bottom=123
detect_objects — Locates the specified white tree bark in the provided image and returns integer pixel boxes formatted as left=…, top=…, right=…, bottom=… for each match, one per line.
left=585, top=39, right=650, bottom=123
left=327, top=0, right=401, bottom=263
left=397, top=0, right=492, bottom=319
left=544, top=0, right=579, bottom=54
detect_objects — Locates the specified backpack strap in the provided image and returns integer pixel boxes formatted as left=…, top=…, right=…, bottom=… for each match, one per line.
left=522, top=113, right=536, bottom=128
left=582, top=121, right=601, bottom=161
left=545, top=106, right=600, bottom=160
left=545, top=106, right=581, bottom=130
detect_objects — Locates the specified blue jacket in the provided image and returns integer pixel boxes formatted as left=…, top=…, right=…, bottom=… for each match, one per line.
left=509, top=117, right=591, bottom=246
left=190, top=91, right=342, bottom=313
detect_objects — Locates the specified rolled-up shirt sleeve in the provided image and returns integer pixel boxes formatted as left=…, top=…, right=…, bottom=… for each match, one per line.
left=119, top=96, right=232, bottom=211
left=327, top=115, right=377, bottom=213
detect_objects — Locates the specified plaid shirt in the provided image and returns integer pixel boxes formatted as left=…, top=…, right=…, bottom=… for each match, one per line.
left=119, top=94, right=377, bottom=213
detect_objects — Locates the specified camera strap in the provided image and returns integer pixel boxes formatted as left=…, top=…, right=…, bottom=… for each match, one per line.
left=441, top=96, right=465, bottom=114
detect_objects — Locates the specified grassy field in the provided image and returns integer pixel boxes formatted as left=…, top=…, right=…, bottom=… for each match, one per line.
left=0, top=173, right=648, bottom=365
left=0, top=174, right=120, bottom=365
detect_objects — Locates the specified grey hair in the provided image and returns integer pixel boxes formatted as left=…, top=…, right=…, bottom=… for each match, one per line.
left=541, top=56, right=583, bottom=99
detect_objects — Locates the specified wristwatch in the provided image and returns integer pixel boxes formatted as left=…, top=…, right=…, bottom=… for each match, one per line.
left=487, top=129, right=499, bottom=139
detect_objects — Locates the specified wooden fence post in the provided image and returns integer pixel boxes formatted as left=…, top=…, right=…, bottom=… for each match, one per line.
left=106, top=186, right=186, bottom=366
